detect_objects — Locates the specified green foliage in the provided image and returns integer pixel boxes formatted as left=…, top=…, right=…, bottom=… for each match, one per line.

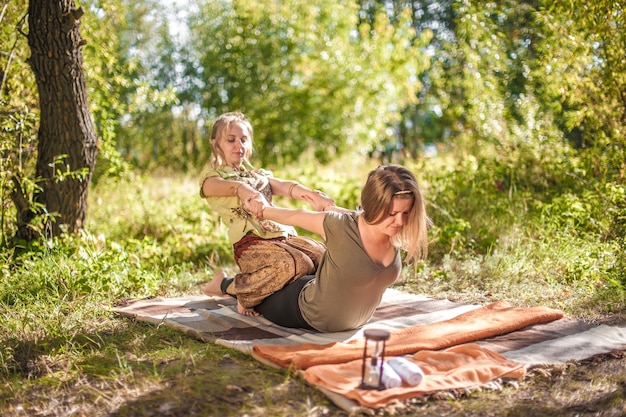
left=0, top=0, right=38, bottom=244
left=186, top=0, right=431, bottom=165
left=86, top=174, right=233, bottom=267
left=531, top=1, right=626, bottom=182
left=81, top=0, right=160, bottom=180
left=82, top=0, right=208, bottom=173
left=0, top=173, right=229, bottom=375
left=419, top=129, right=626, bottom=291
left=534, top=2, right=626, bottom=140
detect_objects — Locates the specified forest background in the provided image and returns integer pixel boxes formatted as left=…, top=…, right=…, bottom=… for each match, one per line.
left=1, top=0, right=625, bottom=416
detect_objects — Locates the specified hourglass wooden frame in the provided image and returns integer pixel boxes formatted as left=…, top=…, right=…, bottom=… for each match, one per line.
left=359, top=328, right=391, bottom=390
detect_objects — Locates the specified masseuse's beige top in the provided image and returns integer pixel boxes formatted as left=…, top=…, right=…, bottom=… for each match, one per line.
left=199, top=166, right=295, bottom=244
left=299, top=211, right=401, bottom=332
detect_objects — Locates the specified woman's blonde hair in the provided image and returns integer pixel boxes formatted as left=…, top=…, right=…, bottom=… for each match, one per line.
left=360, top=165, right=430, bottom=263
left=209, top=112, right=254, bottom=169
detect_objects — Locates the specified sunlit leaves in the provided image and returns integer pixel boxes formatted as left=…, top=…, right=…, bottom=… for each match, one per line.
left=0, top=0, right=38, bottom=242
left=186, top=0, right=431, bottom=165
left=82, top=0, right=184, bottom=173
left=534, top=1, right=626, bottom=150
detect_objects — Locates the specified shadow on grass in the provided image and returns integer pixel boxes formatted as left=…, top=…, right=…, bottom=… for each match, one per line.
left=103, top=321, right=344, bottom=417
left=2, top=319, right=343, bottom=417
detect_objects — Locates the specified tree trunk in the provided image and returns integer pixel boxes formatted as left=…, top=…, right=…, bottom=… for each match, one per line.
left=26, top=0, right=97, bottom=237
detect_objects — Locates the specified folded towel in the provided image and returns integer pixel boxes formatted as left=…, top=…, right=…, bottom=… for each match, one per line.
left=252, top=301, right=563, bottom=369
left=303, top=343, right=526, bottom=408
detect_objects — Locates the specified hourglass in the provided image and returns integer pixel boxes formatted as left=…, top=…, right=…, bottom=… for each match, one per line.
left=359, top=328, right=390, bottom=390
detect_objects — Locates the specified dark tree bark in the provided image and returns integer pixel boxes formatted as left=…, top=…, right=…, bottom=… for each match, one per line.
left=25, top=0, right=98, bottom=238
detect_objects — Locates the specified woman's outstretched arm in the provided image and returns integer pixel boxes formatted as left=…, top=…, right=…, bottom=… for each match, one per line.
left=244, top=197, right=327, bottom=239
left=268, top=177, right=335, bottom=211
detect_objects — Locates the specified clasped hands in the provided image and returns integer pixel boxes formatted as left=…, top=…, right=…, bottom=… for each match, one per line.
left=243, top=192, right=267, bottom=218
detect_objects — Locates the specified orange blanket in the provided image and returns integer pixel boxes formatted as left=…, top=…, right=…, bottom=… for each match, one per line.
left=253, top=301, right=564, bottom=370
left=303, top=343, right=526, bottom=408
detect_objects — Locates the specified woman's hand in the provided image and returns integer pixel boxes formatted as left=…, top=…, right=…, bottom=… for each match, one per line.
left=302, top=190, right=335, bottom=211
left=243, top=192, right=268, bottom=218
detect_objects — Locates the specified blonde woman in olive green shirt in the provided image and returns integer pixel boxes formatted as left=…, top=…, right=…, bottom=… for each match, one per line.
left=237, top=164, right=430, bottom=332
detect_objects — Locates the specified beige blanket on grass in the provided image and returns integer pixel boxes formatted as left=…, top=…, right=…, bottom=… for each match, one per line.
left=113, top=288, right=626, bottom=410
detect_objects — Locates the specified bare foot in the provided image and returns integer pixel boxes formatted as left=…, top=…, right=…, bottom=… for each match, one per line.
left=237, top=302, right=260, bottom=317
left=203, top=273, right=259, bottom=317
left=202, top=271, right=226, bottom=296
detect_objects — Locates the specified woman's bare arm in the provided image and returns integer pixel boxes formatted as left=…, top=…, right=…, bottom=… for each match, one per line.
left=201, top=176, right=260, bottom=201
left=264, top=206, right=327, bottom=239
left=268, top=177, right=335, bottom=211
left=243, top=194, right=327, bottom=239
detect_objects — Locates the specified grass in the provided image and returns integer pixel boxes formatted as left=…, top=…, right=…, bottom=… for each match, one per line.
left=1, top=155, right=625, bottom=416
left=400, top=230, right=624, bottom=322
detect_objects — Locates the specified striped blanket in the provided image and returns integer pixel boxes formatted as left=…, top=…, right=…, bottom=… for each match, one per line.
left=113, top=288, right=626, bottom=410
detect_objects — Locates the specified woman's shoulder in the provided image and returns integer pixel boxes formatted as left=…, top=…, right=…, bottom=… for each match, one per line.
left=323, top=211, right=360, bottom=247
left=324, top=210, right=358, bottom=229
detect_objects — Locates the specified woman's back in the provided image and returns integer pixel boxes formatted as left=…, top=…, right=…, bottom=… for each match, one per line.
left=299, top=211, right=400, bottom=332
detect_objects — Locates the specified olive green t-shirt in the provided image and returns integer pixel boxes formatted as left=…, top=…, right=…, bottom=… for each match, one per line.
left=299, top=211, right=401, bottom=332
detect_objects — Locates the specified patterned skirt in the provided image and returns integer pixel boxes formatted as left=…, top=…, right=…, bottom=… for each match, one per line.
left=230, top=233, right=325, bottom=308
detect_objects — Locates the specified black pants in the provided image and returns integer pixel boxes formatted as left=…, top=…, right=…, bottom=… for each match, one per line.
left=254, top=275, right=317, bottom=331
